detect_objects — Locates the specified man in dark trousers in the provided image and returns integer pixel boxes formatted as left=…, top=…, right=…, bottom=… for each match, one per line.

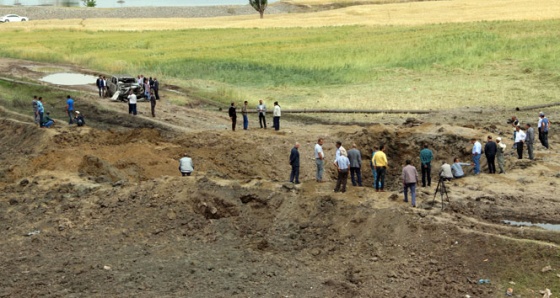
left=525, top=123, right=535, bottom=160
left=538, top=112, right=550, bottom=149
left=514, top=125, right=526, bottom=159
left=153, top=77, right=160, bottom=100
left=257, top=99, right=266, bottom=129
left=419, top=144, right=433, bottom=187
left=96, top=75, right=103, bottom=97
left=228, top=102, right=237, bottom=131
left=484, top=135, right=497, bottom=173
left=347, top=143, right=363, bottom=187
left=289, top=142, right=300, bottom=184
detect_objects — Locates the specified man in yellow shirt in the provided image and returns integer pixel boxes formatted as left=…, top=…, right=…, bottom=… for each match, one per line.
left=372, top=144, right=388, bottom=192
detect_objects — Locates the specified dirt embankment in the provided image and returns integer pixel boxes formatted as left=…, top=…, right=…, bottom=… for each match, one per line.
left=1, top=57, right=560, bottom=297
left=1, top=107, right=560, bottom=297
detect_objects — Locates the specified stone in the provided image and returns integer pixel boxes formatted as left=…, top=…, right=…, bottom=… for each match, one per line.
left=541, top=265, right=552, bottom=273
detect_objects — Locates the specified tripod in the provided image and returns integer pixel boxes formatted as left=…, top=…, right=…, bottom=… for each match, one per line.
left=432, top=177, right=450, bottom=210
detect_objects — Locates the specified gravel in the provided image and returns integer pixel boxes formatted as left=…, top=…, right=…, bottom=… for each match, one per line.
left=0, top=3, right=295, bottom=20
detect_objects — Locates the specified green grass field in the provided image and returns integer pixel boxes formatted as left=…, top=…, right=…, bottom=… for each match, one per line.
left=0, top=20, right=559, bottom=110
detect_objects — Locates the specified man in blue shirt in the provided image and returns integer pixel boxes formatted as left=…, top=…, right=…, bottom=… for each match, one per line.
left=36, top=97, right=45, bottom=127
left=471, top=138, right=482, bottom=175
left=451, top=157, right=472, bottom=179
left=66, top=95, right=74, bottom=124
left=334, top=148, right=350, bottom=193
left=538, top=112, right=550, bottom=149
left=419, top=144, right=433, bottom=187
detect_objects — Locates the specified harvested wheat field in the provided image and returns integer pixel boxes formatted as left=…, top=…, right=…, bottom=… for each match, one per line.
left=3, top=0, right=559, bottom=30
left=1, top=0, right=560, bottom=297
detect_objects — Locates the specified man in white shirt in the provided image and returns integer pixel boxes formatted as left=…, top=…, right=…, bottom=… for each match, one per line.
left=314, top=138, right=325, bottom=182
left=273, top=101, right=281, bottom=131
left=514, top=125, right=526, bottom=159
left=470, top=138, right=482, bottom=175
left=179, top=153, right=194, bottom=176
left=439, top=161, right=453, bottom=181
left=257, top=100, right=267, bottom=129
left=127, top=91, right=137, bottom=115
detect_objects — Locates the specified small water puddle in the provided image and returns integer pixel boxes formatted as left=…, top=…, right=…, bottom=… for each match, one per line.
left=503, top=220, right=560, bottom=231
left=41, top=73, right=98, bottom=86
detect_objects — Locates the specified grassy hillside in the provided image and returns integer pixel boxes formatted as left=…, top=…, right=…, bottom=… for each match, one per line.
left=1, top=19, right=559, bottom=110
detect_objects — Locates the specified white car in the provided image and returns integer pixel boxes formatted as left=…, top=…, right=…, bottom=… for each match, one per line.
left=0, top=14, right=29, bottom=23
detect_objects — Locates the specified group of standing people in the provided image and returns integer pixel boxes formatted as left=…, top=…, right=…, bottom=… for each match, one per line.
left=31, top=94, right=84, bottom=128
left=137, top=75, right=160, bottom=101
left=229, top=100, right=281, bottom=131
left=510, top=112, right=550, bottom=160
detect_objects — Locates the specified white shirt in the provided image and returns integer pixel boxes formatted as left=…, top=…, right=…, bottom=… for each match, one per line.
left=179, top=157, right=194, bottom=173
left=314, top=144, right=323, bottom=159
left=128, top=94, right=137, bottom=104
left=273, top=105, right=281, bottom=117
left=472, top=141, right=481, bottom=154
left=440, top=163, right=453, bottom=179
left=515, top=130, right=526, bottom=143
left=538, top=118, right=543, bottom=129
left=257, top=103, right=266, bottom=115
left=334, top=146, right=346, bottom=162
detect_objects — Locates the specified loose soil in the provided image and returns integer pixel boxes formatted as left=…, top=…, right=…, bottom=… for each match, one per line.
left=1, top=58, right=560, bottom=297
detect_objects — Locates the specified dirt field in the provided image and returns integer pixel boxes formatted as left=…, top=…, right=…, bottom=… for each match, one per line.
left=1, top=58, right=560, bottom=297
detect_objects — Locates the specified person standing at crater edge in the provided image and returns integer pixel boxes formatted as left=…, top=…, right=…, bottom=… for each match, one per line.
left=315, top=138, right=325, bottom=182
left=32, top=95, right=39, bottom=126
left=372, top=144, right=388, bottom=192
left=229, top=102, right=237, bottom=131
left=257, top=99, right=266, bottom=129
left=538, top=112, right=550, bottom=149
left=470, top=138, right=481, bottom=175
left=484, top=136, right=497, bottom=174
left=347, top=143, right=363, bottom=187
left=66, top=95, right=75, bottom=124
left=242, top=100, right=249, bottom=130
left=496, top=137, right=506, bottom=174
left=273, top=101, right=281, bottom=131
left=289, top=142, right=300, bottom=184
left=419, top=143, right=433, bottom=187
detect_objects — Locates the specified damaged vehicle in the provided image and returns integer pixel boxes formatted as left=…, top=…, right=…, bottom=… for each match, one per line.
left=106, top=75, right=145, bottom=101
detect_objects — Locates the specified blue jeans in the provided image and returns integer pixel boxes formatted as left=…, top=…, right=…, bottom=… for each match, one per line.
left=404, top=183, right=417, bottom=206
left=38, top=111, right=44, bottom=127
left=375, top=167, right=386, bottom=190
left=472, top=154, right=481, bottom=174
left=316, top=159, right=324, bottom=181
left=243, top=115, right=248, bottom=130
left=67, top=110, right=74, bottom=124
left=273, top=116, right=280, bottom=130
left=372, top=168, right=381, bottom=188
left=43, top=120, right=54, bottom=128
